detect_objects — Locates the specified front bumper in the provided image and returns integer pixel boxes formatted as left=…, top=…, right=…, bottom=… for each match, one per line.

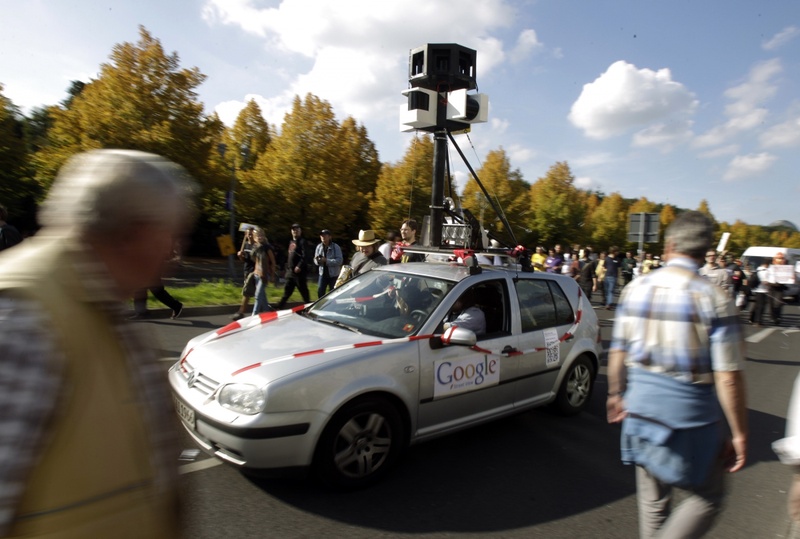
left=169, top=367, right=327, bottom=469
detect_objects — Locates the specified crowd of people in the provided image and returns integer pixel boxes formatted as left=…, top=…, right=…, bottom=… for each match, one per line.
left=227, top=218, right=424, bottom=318
left=527, top=242, right=795, bottom=325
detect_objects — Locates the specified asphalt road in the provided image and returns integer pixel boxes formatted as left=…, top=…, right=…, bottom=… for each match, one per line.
left=142, top=302, right=800, bottom=538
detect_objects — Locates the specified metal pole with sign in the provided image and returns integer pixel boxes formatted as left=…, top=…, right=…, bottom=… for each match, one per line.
left=628, top=213, right=660, bottom=256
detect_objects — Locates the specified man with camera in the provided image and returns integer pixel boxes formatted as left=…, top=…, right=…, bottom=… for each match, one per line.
left=314, top=229, right=343, bottom=298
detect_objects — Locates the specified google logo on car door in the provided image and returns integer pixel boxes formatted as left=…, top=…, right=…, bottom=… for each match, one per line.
left=434, top=356, right=499, bottom=398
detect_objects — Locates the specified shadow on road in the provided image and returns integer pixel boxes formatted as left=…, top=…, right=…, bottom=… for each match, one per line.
left=236, top=380, right=787, bottom=535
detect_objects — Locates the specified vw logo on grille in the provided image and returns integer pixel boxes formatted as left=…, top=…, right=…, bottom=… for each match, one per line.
left=187, top=371, right=199, bottom=388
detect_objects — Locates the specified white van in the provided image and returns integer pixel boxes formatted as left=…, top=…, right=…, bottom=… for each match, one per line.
left=740, top=246, right=800, bottom=270
left=740, top=246, right=800, bottom=303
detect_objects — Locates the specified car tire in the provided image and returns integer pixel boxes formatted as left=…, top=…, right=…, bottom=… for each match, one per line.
left=314, top=397, right=404, bottom=489
left=554, top=355, right=595, bottom=416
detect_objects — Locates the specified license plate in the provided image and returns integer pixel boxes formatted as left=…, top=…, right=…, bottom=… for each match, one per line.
left=174, top=396, right=195, bottom=429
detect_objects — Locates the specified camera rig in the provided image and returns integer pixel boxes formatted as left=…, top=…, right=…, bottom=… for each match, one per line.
left=399, top=43, right=531, bottom=272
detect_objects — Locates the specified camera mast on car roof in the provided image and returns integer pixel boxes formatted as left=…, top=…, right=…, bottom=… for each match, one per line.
left=399, top=44, right=529, bottom=271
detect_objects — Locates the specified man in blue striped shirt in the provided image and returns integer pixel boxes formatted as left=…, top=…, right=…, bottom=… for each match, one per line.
left=607, top=210, right=748, bottom=539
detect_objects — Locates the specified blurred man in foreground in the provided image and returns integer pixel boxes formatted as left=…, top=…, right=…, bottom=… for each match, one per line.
left=0, top=150, right=194, bottom=537
left=607, top=211, right=747, bottom=538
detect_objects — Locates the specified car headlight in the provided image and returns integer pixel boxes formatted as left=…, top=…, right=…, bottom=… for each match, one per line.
left=218, top=384, right=266, bottom=415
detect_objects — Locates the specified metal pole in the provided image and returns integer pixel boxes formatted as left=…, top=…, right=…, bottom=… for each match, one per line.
left=430, top=129, right=447, bottom=248
left=228, top=163, right=236, bottom=281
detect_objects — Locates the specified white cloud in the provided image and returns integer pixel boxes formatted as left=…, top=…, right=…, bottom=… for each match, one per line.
left=760, top=114, right=800, bottom=149
left=572, top=152, right=616, bottom=168
left=632, top=120, right=693, bottom=152
left=214, top=93, right=291, bottom=127
left=507, top=143, right=535, bottom=164
left=697, top=144, right=739, bottom=159
left=762, top=25, right=800, bottom=51
left=694, top=59, right=781, bottom=148
left=574, top=176, right=594, bottom=189
left=202, top=0, right=517, bottom=127
left=490, top=117, right=510, bottom=134
left=568, top=60, right=698, bottom=144
left=722, top=152, right=777, bottom=181
left=508, top=29, right=543, bottom=63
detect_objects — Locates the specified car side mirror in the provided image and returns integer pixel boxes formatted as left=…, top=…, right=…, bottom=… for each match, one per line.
left=430, top=326, right=477, bottom=349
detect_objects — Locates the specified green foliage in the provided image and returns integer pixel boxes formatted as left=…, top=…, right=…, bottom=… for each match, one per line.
left=247, top=94, right=380, bottom=241
left=590, top=192, right=629, bottom=249
left=33, top=26, right=217, bottom=194
left=0, top=85, right=39, bottom=228
left=369, top=134, right=434, bottom=235
left=462, top=148, right=531, bottom=244
left=527, top=161, right=586, bottom=247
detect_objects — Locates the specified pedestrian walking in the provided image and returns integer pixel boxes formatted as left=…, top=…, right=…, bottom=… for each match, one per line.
left=314, top=229, right=343, bottom=298
left=277, top=223, right=311, bottom=309
left=607, top=210, right=748, bottom=538
left=0, top=149, right=192, bottom=537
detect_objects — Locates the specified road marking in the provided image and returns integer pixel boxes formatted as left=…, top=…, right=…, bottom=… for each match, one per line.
left=746, top=327, right=777, bottom=343
left=179, top=457, right=222, bottom=475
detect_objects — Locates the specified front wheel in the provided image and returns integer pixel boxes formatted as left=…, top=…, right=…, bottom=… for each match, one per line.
left=554, top=355, right=595, bottom=416
left=314, top=397, right=404, bottom=489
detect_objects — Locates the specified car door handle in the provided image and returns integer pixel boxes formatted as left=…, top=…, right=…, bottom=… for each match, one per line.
left=501, top=345, right=518, bottom=355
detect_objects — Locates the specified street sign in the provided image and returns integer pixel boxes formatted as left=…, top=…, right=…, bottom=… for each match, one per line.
left=628, top=213, right=660, bottom=243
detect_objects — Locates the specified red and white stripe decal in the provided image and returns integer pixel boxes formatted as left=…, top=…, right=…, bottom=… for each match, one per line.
left=230, top=334, right=434, bottom=376
left=469, top=290, right=585, bottom=358
left=182, top=286, right=588, bottom=374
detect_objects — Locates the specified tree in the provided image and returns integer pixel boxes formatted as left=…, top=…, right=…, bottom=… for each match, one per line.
left=696, top=199, right=716, bottom=224
left=628, top=196, right=657, bottom=214
left=589, top=192, right=628, bottom=249
left=33, top=26, right=217, bottom=192
left=369, top=134, right=434, bottom=236
left=249, top=94, right=380, bottom=241
left=527, top=161, right=586, bottom=247
left=0, top=85, right=39, bottom=231
left=461, top=148, right=530, bottom=244
left=222, top=99, right=271, bottom=172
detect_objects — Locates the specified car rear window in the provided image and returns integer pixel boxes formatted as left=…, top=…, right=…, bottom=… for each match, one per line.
left=515, top=279, right=575, bottom=332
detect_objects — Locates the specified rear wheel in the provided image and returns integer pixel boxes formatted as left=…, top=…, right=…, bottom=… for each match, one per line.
left=314, top=397, right=404, bottom=489
left=554, top=355, right=595, bottom=416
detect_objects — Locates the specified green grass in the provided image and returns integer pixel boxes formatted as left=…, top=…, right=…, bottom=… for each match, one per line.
left=144, top=279, right=318, bottom=308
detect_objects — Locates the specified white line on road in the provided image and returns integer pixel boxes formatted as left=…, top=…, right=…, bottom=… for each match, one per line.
left=179, top=458, right=222, bottom=475
left=746, top=327, right=777, bottom=343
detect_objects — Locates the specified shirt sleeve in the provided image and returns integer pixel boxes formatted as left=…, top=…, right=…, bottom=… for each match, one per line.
left=0, top=296, right=64, bottom=534
left=708, top=285, right=745, bottom=372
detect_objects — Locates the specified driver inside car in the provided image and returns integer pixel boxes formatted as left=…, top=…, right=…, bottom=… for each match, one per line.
left=442, top=289, right=486, bottom=336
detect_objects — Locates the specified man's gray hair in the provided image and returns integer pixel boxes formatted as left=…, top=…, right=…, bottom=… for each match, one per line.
left=39, top=150, right=196, bottom=238
left=665, top=211, right=714, bottom=260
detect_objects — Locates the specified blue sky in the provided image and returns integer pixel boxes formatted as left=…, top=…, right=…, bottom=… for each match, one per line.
left=1, top=0, right=798, bottom=227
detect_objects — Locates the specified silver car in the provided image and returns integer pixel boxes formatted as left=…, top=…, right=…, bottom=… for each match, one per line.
left=169, top=262, right=602, bottom=488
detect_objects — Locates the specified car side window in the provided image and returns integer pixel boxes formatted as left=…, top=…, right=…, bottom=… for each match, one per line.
left=441, top=280, right=509, bottom=338
left=515, top=279, right=575, bottom=332
left=548, top=281, right=575, bottom=326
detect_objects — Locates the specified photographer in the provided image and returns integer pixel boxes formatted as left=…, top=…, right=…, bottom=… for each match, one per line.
left=314, top=229, right=343, bottom=298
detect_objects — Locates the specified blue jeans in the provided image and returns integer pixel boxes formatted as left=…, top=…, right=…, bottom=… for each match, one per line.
left=252, top=275, right=272, bottom=315
left=604, top=276, right=617, bottom=307
left=317, top=272, right=336, bottom=298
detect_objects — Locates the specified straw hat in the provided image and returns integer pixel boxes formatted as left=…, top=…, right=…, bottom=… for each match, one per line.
left=352, top=229, right=381, bottom=246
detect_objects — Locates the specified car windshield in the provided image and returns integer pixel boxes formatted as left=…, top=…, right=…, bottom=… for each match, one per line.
left=307, top=269, right=455, bottom=338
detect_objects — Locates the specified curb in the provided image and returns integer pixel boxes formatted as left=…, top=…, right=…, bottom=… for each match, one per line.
left=128, top=303, right=305, bottom=320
